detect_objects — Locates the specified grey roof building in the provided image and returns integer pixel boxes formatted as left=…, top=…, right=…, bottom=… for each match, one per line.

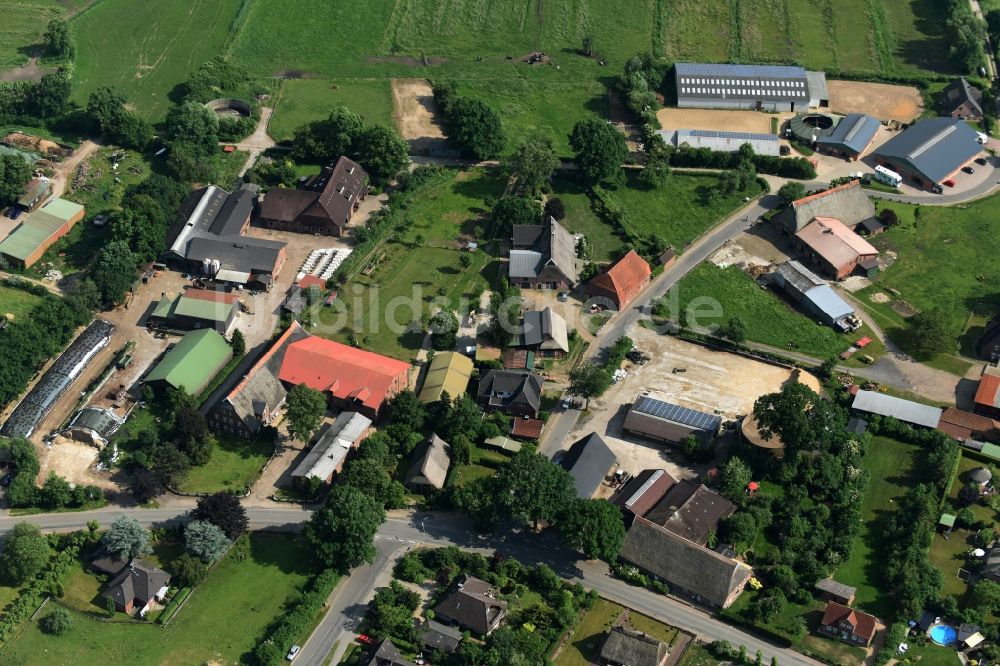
left=656, top=129, right=780, bottom=156
left=851, top=390, right=943, bottom=429
left=873, top=117, right=982, bottom=189
left=405, top=433, right=451, bottom=490
left=941, top=77, right=984, bottom=119
left=477, top=370, right=544, bottom=418
left=417, top=619, right=464, bottom=654
left=103, top=560, right=171, bottom=614
left=291, top=412, right=372, bottom=484
left=509, top=216, right=578, bottom=288
left=675, top=62, right=827, bottom=111
left=363, top=638, right=416, bottom=666
left=65, top=406, right=125, bottom=445
left=516, top=307, right=569, bottom=355
left=613, top=468, right=678, bottom=517
left=560, top=432, right=617, bottom=498
left=814, top=113, right=880, bottom=158
left=644, top=480, right=736, bottom=546
left=815, top=578, right=858, bottom=606
left=600, top=625, right=670, bottom=666
left=774, top=180, right=876, bottom=235
left=771, top=261, right=856, bottom=327
left=620, top=517, right=752, bottom=608
left=434, top=575, right=508, bottom=636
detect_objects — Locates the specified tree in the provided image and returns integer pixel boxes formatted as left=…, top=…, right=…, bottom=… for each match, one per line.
left=504, top=136, right=560, bottom=193
left=355, top=124, right=410, bottom=182
left=166, top=102, right=220, bottom=154
left=247, top=159, right=298, bottom=188
left=386, top=390, right=427, bottom=430
left=569, top=118, right=628, bottom=184
left=230, top=328, right=246, bottom=356
left=905, top=308, right=953, bottom=360
left=102, top=515, right=151, bottom=560
left=778, top=182, right=807, bottom=204
left=495, top=450, right=576, bottom=530
left=32, top=71, right=71, bottom=118
left=305, top=485, right=386, bottom=572
left=0, top=522, right=49, bottom=584
left=559, top=499, right=626, bottom=561
left=879, top=207, right=899, bottom=227
left=0, top=154, right=33, bottom=207
left=972, top=580, right=1000, bottom=613
left=639, top=153, right=671, bottom=189
left=184, top=520, right=231, bottom=562
left=341, top=458, right=406, bottom=509
left=582, top=35, right=594, bottom=57
left=292, top=105, right=363, bottom=162
left=568, top=363, right=611, bottom=409
left=86, top=87, right=128, bottom=131
left=442, top=97, right=506, bottom=160
left=451, top=434, right=472, bottom=466
left=169, top=552, right=207, bottom=587
left=491, top=196, right=541, bottom=236
left=43, top=20, right=74, bottom=59
left=108, top=110, right=154, bottom=151
left=717, top=316, right=746, bottom=344
left=190, top=492, right=248, bottom=540
left=720, top=512, right=757, bottom=552
left=719, top=456, right=753, bottom=501
left=40, top=608, right=72, bottom=636
left=429, top=310, right=459, bottom=351
left=41, top=472, right=72, bottom=509
left=91, top=241, right=136, bottom=306
left=544, top=198, right=566, bottom=220
left=175, top=405, right=209, bottom=446
left=285, top=384, right=327, bottom=442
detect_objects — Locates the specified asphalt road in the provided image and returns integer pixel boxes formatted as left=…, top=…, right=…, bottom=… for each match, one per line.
left=0, top=508, right=820, bottom=666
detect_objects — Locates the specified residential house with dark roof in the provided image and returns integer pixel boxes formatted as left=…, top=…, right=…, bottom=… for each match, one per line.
left=513, top=307, right=570, bottom=358
left=260, top=156, right=368, bottom=237
left=818, top=601, right=879, bottom=647
left=619, top=517, right=752, bottom=608
left=773, top=180, right=876, bottom=236
left=940, top=77, right=984, bottom=119
left=476, top=370, right=544, bottom=418
left=587, top=250, right=651, bottom=310
left=207, top=322, right=310, bottom=437
left=434, top=575, right=508, bottom=636
left=623, top=393, right=722, bottom=445
left=975, top=365, right=1000, bottom=420
left=643, top=480, right=735, bottom=546
left=291, top=412, right=372, bottom=487
left=814, top=113, right=880, bottom=160
left=363, top=638, right=416, bottom=666
left=508, top=216, right=579, bottom=289
left=405, top=434, right=451, bottom=491
left=872, top=118, right=982, bottom=191
left=613, top=469, right=678, bottom=519
left=600, top=624, right=670, bottom=666
left=143, top=329, right=233, bottom=396
left=103, top=560, right=171, bottom=615
left=417, top=619, right=464, bottom=654
left=793, top=216, right=878, bottom=280
left=560, top=432, right=617, bottom=499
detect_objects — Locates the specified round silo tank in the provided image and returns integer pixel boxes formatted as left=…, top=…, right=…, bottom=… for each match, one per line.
left=202, top=258, right=212, bottom=275
left=211, top=259, right=221, bottom=276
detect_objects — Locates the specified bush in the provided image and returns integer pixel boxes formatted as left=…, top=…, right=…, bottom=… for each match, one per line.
left=251, top=569, right=339, bottom=665
left=40, top=607, right=72, bottom=635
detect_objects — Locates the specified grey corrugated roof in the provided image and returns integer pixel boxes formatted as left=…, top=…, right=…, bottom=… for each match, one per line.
left=806, top=71, right=828, bottom=101
left=292, top=412, right=372, bottom=481
left=509, top=218, right=578, bottom=284
left=774, top=260, right=825, bottom=297
left=815, top=578, right=857, bottom=600
left=208, top=186, right=256, bottom=236
left=520, top=308, right=569, bottom=352
left=816, top=113, right=879, bottom=154
left=874, top=118, right=982, bottom=184
left=675, top=63, right=809, bottom=102
left=187, top=235, right=285, bottom=274
left=676, top=62, right=807, bottom=78
left=508, top=250, right=544, bottom=278
left=803, top=285, right=855, bottom=323
left=560, top=432, right=617, bottom=498
left=852, top=390, right=943, bottom=428
left=67, top=407, right=124, bottom=439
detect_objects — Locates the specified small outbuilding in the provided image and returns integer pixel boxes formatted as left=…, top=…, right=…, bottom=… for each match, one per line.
left=970, top=467, right=992, bottom=489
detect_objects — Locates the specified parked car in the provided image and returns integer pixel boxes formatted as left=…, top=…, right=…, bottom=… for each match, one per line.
left=0, top=473, right=11, bottom=487
left=962, top=166, right=975, bottom=174
left=286, top=645, right=300, bottom=661
left=944, top=179, right=956, bottom=188
left=358, top=634, right=375, bottom=645
left=976, top=157, right=988, bottom=166
left=557, top=292, right=569, bottom=302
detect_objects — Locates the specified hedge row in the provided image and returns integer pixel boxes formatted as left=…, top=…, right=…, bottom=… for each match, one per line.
left=251, top=569, right=339, bottom=665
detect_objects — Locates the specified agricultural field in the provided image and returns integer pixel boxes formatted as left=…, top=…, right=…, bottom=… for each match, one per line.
left=0, top=0, right=88, bottom=71
left=857, top=196, right=1000, bottom=374
left=269, top=78, right=395, bottom=142
left=670, top=264, right=850, bottom=358
left=0, top=284, right=46, bottom=322
left=3, top=534, right=320, bottom=665
left=70, top=0, right=244, bottom=121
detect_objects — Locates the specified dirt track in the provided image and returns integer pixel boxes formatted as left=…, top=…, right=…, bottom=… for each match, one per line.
left=827, top=80, right=923, bottom=122
left=391, top=78, right=445, bottom=150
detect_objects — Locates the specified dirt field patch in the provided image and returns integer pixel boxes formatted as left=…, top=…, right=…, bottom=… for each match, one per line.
left=0, top=58, right=54, bottom=83
left=38, top=437, right=114, bottom=490
left=827, top=80, right=923, bottom=122
left=391, top=78, right=445, bottom=151
left=656, top=108, right=786, bottom=134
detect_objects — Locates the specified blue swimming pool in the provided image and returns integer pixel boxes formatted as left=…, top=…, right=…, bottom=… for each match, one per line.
left=929, top=624, right=957, bottom=646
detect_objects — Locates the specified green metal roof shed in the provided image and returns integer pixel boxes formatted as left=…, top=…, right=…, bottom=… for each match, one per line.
left=980, top=442, right=1000, bottom=461
left=174, top=296, right=232, bottom=323
left=144, top=329, right=233, bottom=395
left=41, top=198, right=85, bottom=222
left=0, top=211, right=66, bottom=261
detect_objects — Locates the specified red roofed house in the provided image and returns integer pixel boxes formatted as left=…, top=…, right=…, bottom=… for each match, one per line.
left=587, top=250, right=652, bottom=310
left=279, top=336, right=410, bottom=419
left=298, top=275, right=326, bottom=290
left=937, top=407, right=1000, bottom=442
left=818, top=602, right=879, bottom=647
left=794, top=216, right=878, bottom=280
left=975, top=365, right=1000, bottom=420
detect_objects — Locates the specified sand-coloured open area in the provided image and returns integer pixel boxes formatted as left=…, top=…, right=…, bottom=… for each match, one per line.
left=827, top=80, right=923, bottom=122
left=656, top=108, right=789, bottom=134
left=392, top=78, right=445, bottom=150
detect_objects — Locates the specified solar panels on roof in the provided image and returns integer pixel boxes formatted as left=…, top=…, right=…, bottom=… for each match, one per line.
left=633, top=395, right=722, bottom=430
left=687, top=130, right=778, bottom=141
left=675, top=63, right=807, bottom=78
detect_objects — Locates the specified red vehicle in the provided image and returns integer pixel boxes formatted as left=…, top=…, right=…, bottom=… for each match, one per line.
left=358, top=634, right=375, bottom=645
left=944, top=179, right=956, bottom=188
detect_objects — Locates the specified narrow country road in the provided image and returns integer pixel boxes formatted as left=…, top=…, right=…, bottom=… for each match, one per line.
left=218, top=107, right=278, bottom=177
left=0, top=508, right=821, bottom=666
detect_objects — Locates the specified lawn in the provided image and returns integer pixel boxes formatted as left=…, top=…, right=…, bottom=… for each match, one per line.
left=905, top=642, right=963, bottom=666
left=176, top=433, right=274, bottom=494
left=550, top=174, right=622, bottom=263
left=0, top=284, right=46, bottom=321
left=799, top=633, right=869, bottom=664
left=556, top=599, right=679, bottom=666
left=608, top=171, right=762, bottom=250
left=453, top=463, right=495, bottom=487
left=269, top=78, right=395, bottom=142
left=857, top=196, right=1000, bottom=375
left=0, top=0, right=84, bottom=69
left=678, top=643, right=721, bottom=666
left=70, top=0, right=244, bottom=122
left=835, top=435, right=920, bottom=617
left=4, top=533, right=319, bottom=664
left=670, top=264, right=850, bottom=358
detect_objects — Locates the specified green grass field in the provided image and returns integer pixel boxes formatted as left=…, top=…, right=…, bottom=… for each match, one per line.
left=556, top=599, right=679, bottom=666
left=0, top=0, right=88, bottom=69
left=857, top=196, right=1000, bottom=374
left=671, top=264, right=850, bottom=358
left=549, top=174, right=621, bottom=263
left=834, top=435, right=920, bottom=617
left=269, top=78, right=395, bottom=142
left=177, top=434, right=274, bottom=494
left=0, top=284, right=46, bottom=321
left=70, top=0, right=244, bottom=122
left=4, top=534, right=318, bottom=664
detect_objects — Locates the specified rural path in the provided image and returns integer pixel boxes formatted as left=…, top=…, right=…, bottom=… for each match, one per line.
left=0, top=507, right=821, bottom=666
left=0, top=270, right=63, bottom=295
left=49, top=140, right=100, bottom=199
left=970, top=0, right=998, bottom=79
left=220, top=107, right=277, bottom=177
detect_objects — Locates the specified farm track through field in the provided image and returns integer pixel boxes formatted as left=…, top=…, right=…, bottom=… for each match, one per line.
left=867, top=0, right=895, bottom=72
